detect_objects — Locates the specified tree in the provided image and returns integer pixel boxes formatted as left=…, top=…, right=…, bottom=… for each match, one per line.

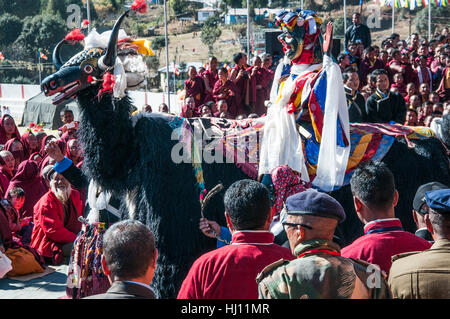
left=170, top=0, right=190, bottom=16
left=201, top=14, right=222, bottom=56
left=2, top=0, right=41, bottom=19
left=0, top=14, right=23, bottom=47
left=14, top=14, right=68, bottom=60
left=151, top=36, right=168, bottom=55
left=415, top=6, right=449, bottom=36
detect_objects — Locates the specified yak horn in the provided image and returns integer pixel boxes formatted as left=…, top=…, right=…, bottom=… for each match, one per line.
left=52, top=40, right=66, bottom=69
left=99, top=10, right=130, bottom=70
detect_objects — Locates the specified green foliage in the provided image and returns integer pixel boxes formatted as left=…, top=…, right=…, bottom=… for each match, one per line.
left=201, top=14, right=222, bottom=55
left=0, top=14, right=23, bottom=47
left=152, top=36, right=168, bottom=52
left=1, top=0, right=41, bottom=19
left=171, top=0, right=190, bottom=16
left=14, top=14, right=68, bottom=60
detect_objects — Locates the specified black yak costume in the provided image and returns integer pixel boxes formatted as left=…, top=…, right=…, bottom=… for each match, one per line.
left=41, top=9, right=450, bottom=298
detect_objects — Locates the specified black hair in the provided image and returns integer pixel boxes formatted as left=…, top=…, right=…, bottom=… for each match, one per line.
left=7, top=187, right=25, bottom=199
left=233, top=52, right=245, bottom=65
left=337, top=53, right=348, bottom=63
left=60, top=108, right=73, bottom=117
left=223, top=179, right=271, bottom=230
left=390, top=49, right=401, bottom=58
left=372, top=68, right=388, bottom=78
left=342, top=67, right=358, bottom=82
left=103, top=219, right=156, bottom=279
left=350, top=161, right=396, bottom=211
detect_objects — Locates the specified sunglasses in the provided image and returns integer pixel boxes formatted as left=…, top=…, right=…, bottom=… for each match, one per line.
left=282, top=222, right=313, bottom=230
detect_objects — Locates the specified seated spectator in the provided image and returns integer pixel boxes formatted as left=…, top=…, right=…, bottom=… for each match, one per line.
left=35, top=131, right=47, bottom=151
left=180, top=97, right=195, bottom=118
left=6, top=187, right=33, bottom=245
left=404, top=82, right=417, bottom=104
left=409, top=95, right=422, bottom=109
left=158, top=103, right=169, bottom=113
left=400, top=50, right=419, bottom=86
left=219, top=111, right=230, bottom=119
left=202, top=57, right=219, bottom=104
left=201, top=105, right=212, bottom=117
left=386, top=49, right=403, bottom=82
left=343, top=68, right=367, bottom=122
left=0, top=114, right=21, bottom=145
left=404, top=108, right=418, bottom=126
left=390, top=73, right=407, bottom=97
left=341, top=161, right=431, bottom=276
left=360, top=73, right=376, bottom=100
left=337, top=53, right=350, bottom=73
left=437, top=55, right=450, bottom=101
left=347, top=41, right=361, bottom=71
left=84, top=220, right=158, bottom=299
left=412, top=182, right=448, bottom=243
left=5, top=160, right=47, bottom=219
left=379, top=50, right=389, bottom=67
left=30, top=169, right=83, bottom=265
left=177, top=179, right=293, bottom=299
left=66, top=139, right=83, bottom=168
left=0, top=150, right=15, bottom=183
left=4, top=138, right=27, bottom=170
left=142, top=104, right=152, bottom=113
left=366, top=69, right=406, bottom=124
left=389, top=189, right=450, bottom=299
left=429, top=92, right=440, bottom=104
left=418, top=101, right=433, bottom=125
left=257, top=189, right=391, bottom=299
left=207, top=101, right=219, bottom=117
left=21, top=131, right=39, bottom=157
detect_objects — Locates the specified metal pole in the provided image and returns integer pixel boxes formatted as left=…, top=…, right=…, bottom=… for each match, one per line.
left=301, top=0, right=304, bottom=10
left=344, top=0, right=347, bottom=37
left=392, top=4, right=394, bottom=34
left=247, top=0, right=251, bottom=62
left=86, top=0, right=91, bottom=33
left=164, top=0, right=171, bottom=112
left=38, top=54, right=42, bottom=84
left=428, top=1, right=431, bottom=41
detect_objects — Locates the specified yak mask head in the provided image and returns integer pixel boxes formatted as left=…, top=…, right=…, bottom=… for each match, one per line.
left=275, top=9, right=324, bottom=65
left=42, top=10, right=133, bottom=104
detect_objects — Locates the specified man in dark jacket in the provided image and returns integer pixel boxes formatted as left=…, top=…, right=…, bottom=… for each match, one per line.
left=365, top=69, right=406, bottom=124
left=85, top=219, right=158, bottom=299
left=343, top=68, right=367, bottom=123
left=344, top=12, right=372, bottom=49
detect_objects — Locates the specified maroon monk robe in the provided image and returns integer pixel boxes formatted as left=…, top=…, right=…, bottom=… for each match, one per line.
left=248, top=66, right=267, bottom=116
left=0, top=115, right=21, bottom=146
left=232, top=65, right=251, bottom=116
left=202, top=69, right=219, bottom=103
left=6, top=160, right=47, bottom=219
left=185, top=75, right=206, bottom=109
left=261, top=67, right=274, bottom=102
left=212, top=79, right=241, bottom=119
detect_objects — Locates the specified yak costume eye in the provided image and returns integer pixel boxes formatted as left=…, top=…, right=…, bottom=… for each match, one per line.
left=84, top=65, right=94, bottom=74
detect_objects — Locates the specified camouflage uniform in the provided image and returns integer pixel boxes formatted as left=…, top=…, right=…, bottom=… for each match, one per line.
left=257, top=239, right=392, bottom=299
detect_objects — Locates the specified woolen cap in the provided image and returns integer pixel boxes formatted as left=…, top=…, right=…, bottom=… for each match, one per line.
left=425, top=189, right=450, bottom=214
left=284, top=188, right=346, bottom=223
left=413, top=182, right=448, bottom=212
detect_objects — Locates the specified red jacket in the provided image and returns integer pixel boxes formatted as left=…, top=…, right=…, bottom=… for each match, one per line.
left=177, top=231, right=294, bottom=299
left=341, top=218, right=431, bottom=277
left=31, top=190, right=83, bottom=263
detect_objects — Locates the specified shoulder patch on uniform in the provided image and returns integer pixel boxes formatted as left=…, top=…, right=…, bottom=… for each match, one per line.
left=256, top=259, right=289, bottom=283
left=391, top=251, right=421, bottom=262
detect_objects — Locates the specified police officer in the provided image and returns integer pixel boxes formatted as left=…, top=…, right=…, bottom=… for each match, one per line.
left=257, top=189, right=391, bottom=299
left=389, top=188, right=450, bottom=299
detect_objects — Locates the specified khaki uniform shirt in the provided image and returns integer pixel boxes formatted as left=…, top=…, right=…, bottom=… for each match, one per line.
left=257, top=239, right=391, bottom=299
left=388, top=239, right=450, bottom=299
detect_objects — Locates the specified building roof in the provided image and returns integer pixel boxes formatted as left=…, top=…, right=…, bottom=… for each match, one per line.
left=225, top=8, right=277, bottom=16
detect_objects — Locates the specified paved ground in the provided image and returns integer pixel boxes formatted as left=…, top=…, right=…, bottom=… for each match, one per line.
left=0, top=264, right=68, bottom=299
